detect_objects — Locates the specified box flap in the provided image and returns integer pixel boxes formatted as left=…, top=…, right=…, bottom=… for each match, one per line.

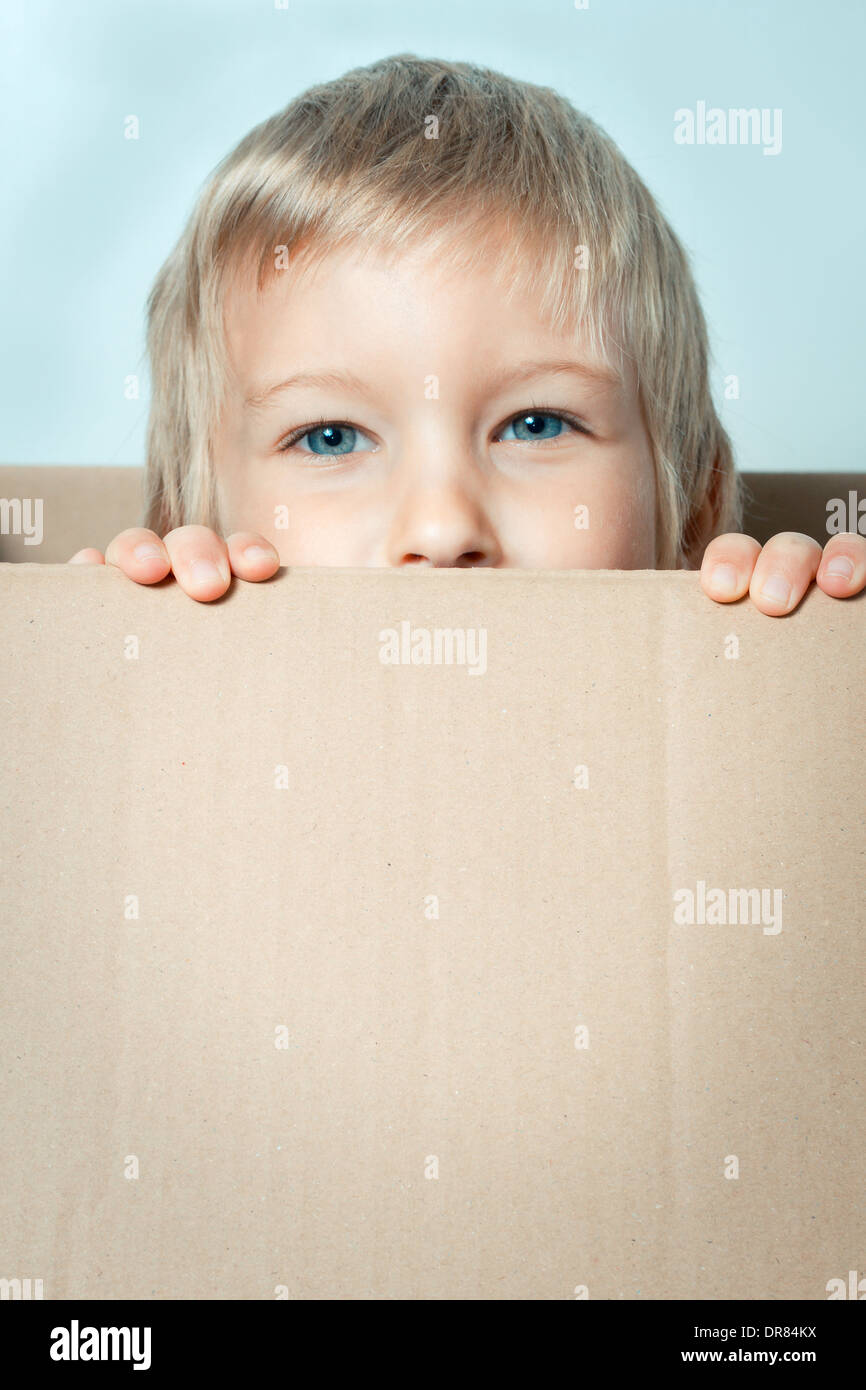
left=1, top=564, right=863, bottom=1299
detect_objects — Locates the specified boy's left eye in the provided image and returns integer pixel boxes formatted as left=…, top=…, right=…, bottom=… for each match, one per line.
left=497, top=410, right=588, bottom=442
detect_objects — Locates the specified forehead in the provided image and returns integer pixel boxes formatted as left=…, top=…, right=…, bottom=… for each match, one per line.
left=221, top=233, right=630, bottom=397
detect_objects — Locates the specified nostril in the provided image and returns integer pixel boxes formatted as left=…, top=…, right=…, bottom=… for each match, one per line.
left=399, top=552, right=490, bottom=568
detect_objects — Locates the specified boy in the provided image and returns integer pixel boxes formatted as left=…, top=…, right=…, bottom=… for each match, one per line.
left=70, top=54, right=865, bottom=611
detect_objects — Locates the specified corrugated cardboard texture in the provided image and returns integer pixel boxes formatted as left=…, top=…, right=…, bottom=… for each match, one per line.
left=1, top=564, right=863, bottom=1300
left=1, top=466, right=864, bottom=560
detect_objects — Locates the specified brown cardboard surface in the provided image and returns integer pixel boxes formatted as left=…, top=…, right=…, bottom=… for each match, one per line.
left=1, top=562, right=864, bottom=1300
left=1, top=465, right=865, bottom=561
left=0, top=466, right=146, bottom=563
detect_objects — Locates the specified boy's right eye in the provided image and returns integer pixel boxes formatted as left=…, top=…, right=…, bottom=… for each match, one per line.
left=277, top=421, right=376, bottom=457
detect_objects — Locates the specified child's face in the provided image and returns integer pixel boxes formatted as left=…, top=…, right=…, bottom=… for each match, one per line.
left=215, top=239, right=658, bottom=568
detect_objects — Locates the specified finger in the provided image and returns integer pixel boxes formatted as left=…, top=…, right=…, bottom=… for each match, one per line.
left=748, top=531, right=823, bottom=615
left=104, top=528, right=171, bottom=583
left=699, top=533, right=762, bottom=602
left=162, top=525, right=231, bottom=602
left=815, top=532, right=866, bottom=599
left=68, top=548, right=106, bottom=564
left=225, top=533, right=281, bottom=580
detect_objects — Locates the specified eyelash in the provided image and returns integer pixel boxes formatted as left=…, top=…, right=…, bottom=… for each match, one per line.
left=275, top=408, right=592, bottom=453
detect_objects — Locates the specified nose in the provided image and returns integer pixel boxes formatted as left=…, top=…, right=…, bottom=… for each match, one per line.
left=384, top=479, right=503, bottom=568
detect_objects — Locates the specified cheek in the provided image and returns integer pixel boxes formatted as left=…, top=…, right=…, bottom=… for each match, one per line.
left=271, top=490, right=372, bottom=566
left=510, top=466, right=657, bottom=569
left=215, top=450, right=376, bottom=564
left=216, top=459, right=283, bottom=546
left=587, top=485, right=657, bottom=568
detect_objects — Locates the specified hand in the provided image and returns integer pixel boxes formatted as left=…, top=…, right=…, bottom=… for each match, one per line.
left=699, top=531, right=866, bottom=615
left=68, top=526, right=280, bottom=601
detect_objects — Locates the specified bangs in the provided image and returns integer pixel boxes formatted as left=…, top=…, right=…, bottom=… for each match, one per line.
left=225, top=197, right=629, bottom=381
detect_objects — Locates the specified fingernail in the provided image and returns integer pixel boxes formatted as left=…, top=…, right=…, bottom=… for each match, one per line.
left=243, top=545, right=275, bottom=564
left=190, top=559, right=227, bottom=586
left=826, top=555, right=854, bottom=579
left=760, top=574, right=791, bottom=606
left=134, top=542, right=164, bottom=561
left=711, top=562, right=738, bottom=596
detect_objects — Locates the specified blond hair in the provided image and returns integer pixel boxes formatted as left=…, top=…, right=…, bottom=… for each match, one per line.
left=144, top=53, right=743, bottom=567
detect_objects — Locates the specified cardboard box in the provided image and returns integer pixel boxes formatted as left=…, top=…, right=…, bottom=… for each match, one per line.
left=1, top=561, right=863, bottom=1299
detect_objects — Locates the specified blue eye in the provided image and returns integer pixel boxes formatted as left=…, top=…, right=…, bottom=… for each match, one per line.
left=278, top=410, right=586, bottom=457
left=500, top=411, right=578, bottom=442
left=278, top=422, right=375, bottom=456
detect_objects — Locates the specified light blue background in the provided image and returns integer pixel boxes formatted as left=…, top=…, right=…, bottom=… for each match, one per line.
left=1, top=0, right=863, bottom=472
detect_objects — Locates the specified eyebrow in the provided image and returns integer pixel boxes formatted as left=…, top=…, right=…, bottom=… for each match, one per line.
left=243, top=358, right=621, bottom=411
